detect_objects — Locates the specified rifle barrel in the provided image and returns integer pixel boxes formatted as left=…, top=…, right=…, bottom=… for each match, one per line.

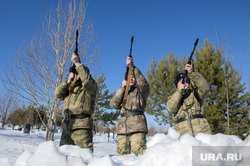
left=129, top=36, right=134, bottom=57
left=122, top=35, right=134, bottom=107
left=74, top=29, right=79, bottom=55
left=189, top=38, right=199, bottom=60
left=182, top=38, right=199, bottom=83
left=69, top=29, right=80, bottom=73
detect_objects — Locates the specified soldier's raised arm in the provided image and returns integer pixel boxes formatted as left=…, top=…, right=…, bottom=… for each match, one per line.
left=73, top=53, right=97, bottom=95
left=126, top=56, right=149, bottom=100
left=76, top=64, right=97, bottom=93
left=133, top=67, right=150, bottom=100
left=110, top=86, right=125, bottom=110
left=54, top=81, right=70, bottom=100
left=189, top=72, right=210, bottom=101
left=185, top=61, right=210, bottom=101
left=167, top=89, right=183, bottom=114
left=55, top=72, right=76, bottom=100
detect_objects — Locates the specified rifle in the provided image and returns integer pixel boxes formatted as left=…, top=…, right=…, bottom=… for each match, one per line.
left=69, top=29, right=80, bottom=74
left=182, top=38, right=199, bottom=84
left=122, top=35, right=134, bottom=107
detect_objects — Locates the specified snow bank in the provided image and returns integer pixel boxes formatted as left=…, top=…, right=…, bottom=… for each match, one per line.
left=12, top=127, right=249, bottom=166
left=0, top=157, right=12, bottom=166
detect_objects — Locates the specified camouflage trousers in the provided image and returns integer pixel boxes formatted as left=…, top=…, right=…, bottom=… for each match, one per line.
left=117, top=132, right=147, bottom=156
left=60, top=128, right=93, bottom=152
left=175, top=118, right=212, bottom=137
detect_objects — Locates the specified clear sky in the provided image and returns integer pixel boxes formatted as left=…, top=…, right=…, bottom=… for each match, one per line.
left=0, top=0, right=249, bottom=128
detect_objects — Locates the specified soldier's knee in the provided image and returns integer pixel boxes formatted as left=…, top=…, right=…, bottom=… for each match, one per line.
left=130, top=133, right=147, bottom=156
left=117, top=145, right=130, bottom=155
left=71, top=129, right=93, bottom=151
left=131, top=140, right=147, bottom=155
left=60, top=129, right=75, bottom=146
left=117, top=135, right=130, bottom=155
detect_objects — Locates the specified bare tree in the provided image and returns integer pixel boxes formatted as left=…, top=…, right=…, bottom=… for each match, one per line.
left=215, top=30, right=249, bottom=136
left=215, top=31, right=232, bottom=132
left=1, top=0, right=101, bottom=140
left=222, top=37, right=232, bottom=132
left=0, top=91, right=18, bottom=127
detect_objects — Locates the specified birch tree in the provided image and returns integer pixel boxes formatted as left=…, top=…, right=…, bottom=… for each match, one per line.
left=1, top=0, right=101, bottom=140
left=0, top=90, right=18, bottom=127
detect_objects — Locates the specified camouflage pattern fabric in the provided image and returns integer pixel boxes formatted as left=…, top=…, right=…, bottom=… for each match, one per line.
left=175, top=118, right=212, bottom=136
left=117, top=133, right=147, bottom=156
left=55, top=64, right=97, bottom=148
left=167, top=72, right=212, bottom=136
left=60, top=128, right=93, bottom=152
left=110, top=67, right=150, bottom=135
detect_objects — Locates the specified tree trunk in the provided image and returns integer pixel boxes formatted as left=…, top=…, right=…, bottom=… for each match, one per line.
left=46, top=110, right=56, bottom=141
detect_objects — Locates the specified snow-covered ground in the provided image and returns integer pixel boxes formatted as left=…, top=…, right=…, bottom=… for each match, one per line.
left=0, top=127, right=249, bottom=166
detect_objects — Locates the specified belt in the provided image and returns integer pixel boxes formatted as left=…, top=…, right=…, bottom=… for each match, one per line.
left=64, top=113, right=91, bottom=120
left=120, top=111, right=144, bottom=117
left=176, top=114, right=205, bottom=124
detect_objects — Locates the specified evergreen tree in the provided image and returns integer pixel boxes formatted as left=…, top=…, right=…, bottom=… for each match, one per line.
left=146, top=52, right=185, bottom=127
left=102, top=111, right=119, bottom=127
left=7, top=107, right=26, bottom=129
left=7, top=105, right=48, bottom=129
left=93, top=73, right=119, bottom=132
left=195, top=39, right=250, bottom=139
left=31, top=105, right=49, bottom=127
left=194, top=39, right=225, bottom=133
left=146, top=39, right=249, bottom=139
left=221, top=61, right=250, bottom=139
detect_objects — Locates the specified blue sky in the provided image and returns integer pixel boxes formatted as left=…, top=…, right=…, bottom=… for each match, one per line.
left=0, top=0, right=249, bottom=128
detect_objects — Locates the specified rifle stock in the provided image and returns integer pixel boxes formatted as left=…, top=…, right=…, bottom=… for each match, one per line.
left=122, top=36, right=134, bottom=107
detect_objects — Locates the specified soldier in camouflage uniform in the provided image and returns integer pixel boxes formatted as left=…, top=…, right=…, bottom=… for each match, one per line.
left=110, top=57, right=149, bottom=156
left=55, top=53, right=97, bottom=152
left=167, top=61, right=212, bottom=137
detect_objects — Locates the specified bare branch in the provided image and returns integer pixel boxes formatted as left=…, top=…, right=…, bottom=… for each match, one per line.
left=0, top=0, right=101, bottom=140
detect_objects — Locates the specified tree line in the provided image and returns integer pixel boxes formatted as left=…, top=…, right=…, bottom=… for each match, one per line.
left=1, top=38, right=249, bottom=140
left=0, top=0, right=249, bottom=140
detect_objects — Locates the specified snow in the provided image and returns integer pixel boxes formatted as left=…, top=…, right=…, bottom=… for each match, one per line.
left=0, top=127, right=249, bottom=166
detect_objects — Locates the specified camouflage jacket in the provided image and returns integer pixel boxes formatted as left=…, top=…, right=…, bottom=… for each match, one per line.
left=110, top=67, right=150, bottom=135
left=55, top=64, right=97, bottom=130
left=167, top=72, right=210, bottom=122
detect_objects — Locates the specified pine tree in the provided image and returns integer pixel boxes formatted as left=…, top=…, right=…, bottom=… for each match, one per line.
left=194, top=39, right=225, bottom=133
left=146, top=39, right=249, bottom=139
left=217, top=59, right=250, bottom=139
left=7, top=107, right=25, bottom=129
left=146, top=52, right=185, bottom=126
left=93, top=73, right=119, bottom=132
left=195, top=39, right=250, bottom=139
left=7, top=105, right=48, bottom=129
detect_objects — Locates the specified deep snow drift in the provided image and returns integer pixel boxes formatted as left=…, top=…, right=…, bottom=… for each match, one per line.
left=0, top=127, right=249, bottom=166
